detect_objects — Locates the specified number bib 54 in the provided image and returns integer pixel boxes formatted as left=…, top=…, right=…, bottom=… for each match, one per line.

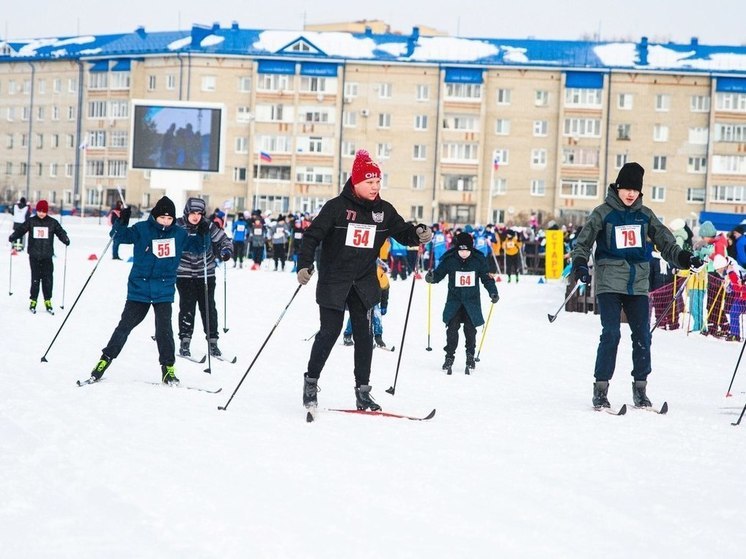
left=152, top=238, right=176, bottom=258
left=346, top=223, right=376, bottom=249
left=614, top=224, right=642, bottom=249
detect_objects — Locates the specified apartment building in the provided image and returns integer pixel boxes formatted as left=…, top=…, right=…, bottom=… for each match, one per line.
left=1, top=25, right=745, bottom=228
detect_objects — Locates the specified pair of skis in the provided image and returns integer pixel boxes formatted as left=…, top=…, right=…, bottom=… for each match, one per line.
left=596, top=401, right=669, bottom=416
left=305, top=407, right=436, bottom=423
left=76, top=377, right=222, bottom=394
left=178, top=353, right=237, bottom=364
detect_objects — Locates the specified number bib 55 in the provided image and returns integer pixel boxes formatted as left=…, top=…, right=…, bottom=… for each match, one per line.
left=152, top=238, right=176, bottom=258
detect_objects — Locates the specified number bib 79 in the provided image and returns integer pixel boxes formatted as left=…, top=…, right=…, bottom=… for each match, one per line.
left=345, top=223, right=376, bottom=249
left=152, top=238, right=176, bottom=259
left=455, top=271, right=475, bottom=287
left=614, top=224, right=642, bottom=249
left=33, top=227, right=49, bottom=239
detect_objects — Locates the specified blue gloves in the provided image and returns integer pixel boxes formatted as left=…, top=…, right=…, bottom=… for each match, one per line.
left=220, top=248, right=232, bottom=262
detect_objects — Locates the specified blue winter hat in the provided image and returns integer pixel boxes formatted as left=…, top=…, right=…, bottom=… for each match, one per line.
left=698, top=221, right=717, bottom=238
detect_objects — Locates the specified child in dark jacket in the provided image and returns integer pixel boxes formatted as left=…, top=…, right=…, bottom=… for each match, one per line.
left=8, top=200, right=69, bottom=314
left=82, top=196, right=208, bottom=386
left=425, top=232, right=499, bottom=374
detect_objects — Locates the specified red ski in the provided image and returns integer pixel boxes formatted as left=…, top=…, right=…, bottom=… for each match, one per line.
left=324, top=408, right=436, bottom=421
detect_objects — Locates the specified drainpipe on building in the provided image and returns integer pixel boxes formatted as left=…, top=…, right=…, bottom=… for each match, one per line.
left=73, top=61, right=85, bottom=214
left=24, top=62, right=36, bottom=201
left=430, top=65, right=443, bottom=224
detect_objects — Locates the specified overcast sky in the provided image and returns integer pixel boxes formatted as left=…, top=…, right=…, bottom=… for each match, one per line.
left=3, top=0, right=744, bottom=46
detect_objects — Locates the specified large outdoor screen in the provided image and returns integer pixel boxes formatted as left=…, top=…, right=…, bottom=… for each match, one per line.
left=131, top=102, right=223, bottom=173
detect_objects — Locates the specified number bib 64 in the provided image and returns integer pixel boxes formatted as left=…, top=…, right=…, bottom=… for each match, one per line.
left=152, top=238, right=176, bottom=258
left=345, top=223, right=376, bottom=249
left=614, top=224, right=642, bottom=249
left=455, top=271, right=475, bottom=287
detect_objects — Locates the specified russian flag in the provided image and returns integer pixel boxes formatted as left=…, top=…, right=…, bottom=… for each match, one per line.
left=259, top=151, right=272, bottom=163
left=492, top=157, right=500, bottom=171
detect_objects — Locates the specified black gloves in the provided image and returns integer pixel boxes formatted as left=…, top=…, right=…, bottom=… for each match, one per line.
left=678, top=250, right=703, bottom=269
left=8, top=235, right=13, bottom=243
left=490, top=292, right=500, bottom=304
left=573, top=258, right=591, bottom=284
left=297, top=267, right=314, bottom=285
left=380, top=306, right=387, bottom=316
left=424, top=270, right=435, bottom=283
left=197, top=219, right=210, bottom=236
left=119, top=207, right=131, bottom=227
left=62, top=236, right=70, bottom=246
left=415, top=224, right=433, bottom=244
left=220, top=248, right=232, bottom=262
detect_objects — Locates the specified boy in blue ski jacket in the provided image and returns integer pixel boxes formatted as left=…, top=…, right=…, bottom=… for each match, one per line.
left=83, top=196, right=208, bottom=385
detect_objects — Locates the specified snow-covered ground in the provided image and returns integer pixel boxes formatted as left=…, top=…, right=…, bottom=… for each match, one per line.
left=1, top=215, right=744, bottom=558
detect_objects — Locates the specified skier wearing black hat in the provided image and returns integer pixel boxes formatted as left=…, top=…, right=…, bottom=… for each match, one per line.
left=425, top=231, right=499, bottom=374
left=571, top=162, right=703, bottom=410
left=82, top=196, right=210, bottom=386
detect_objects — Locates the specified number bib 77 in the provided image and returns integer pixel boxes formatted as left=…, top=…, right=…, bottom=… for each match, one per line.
left=345, top=223, right=376, bottom=249
left=614, top=224, right=642, bottom=249
left=455, top=271, right=476, bottom=287
left=152, top=238, right=176, bottom=259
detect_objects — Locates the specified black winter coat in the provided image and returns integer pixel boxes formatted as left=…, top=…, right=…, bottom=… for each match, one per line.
left=10, top=215, right=69, bottom=259
left=430, top=247, right=497, bottom=326
left=298, top=179, right=420, bottom=311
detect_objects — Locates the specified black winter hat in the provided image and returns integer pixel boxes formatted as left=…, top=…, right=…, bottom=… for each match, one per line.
left=151, top=196, right=176, bottom=219
left=455, top=232, right=474, bottom=251
left=614, top=162, right=644, bottom=192
left=183, top=197, right=206, bottom=217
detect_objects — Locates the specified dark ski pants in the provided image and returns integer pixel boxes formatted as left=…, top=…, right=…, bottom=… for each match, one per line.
left=103, top=300, right=175, bottom=366
left=272, top=243, right=287, bottom=270
left=13, top=223, right=26, bottom=250
left=177, top=276, right=218, bottom=340
left=307, top=289, right=373, bottom=387
left=594, top=293, right=651, bottom=382
left=444, top=306, right=477, bottom=358
left=29, top=256, right=54, bottom=301
left=232, top=241, right=245, bottom=265
left=506, top=254, right=521, bottom=277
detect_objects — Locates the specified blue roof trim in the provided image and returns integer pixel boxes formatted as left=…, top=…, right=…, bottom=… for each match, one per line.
left=699, top=211, right=746, bottom=232
left=716, top=77, right=746, bottom=93
left=300, top=62, right=338, bottom=77
left=444, top=67, right=483, bottom=84
left=111, top=59, right=131, bottom=72
left=89, top=60, right=109, bottom=72
left=565, top=71, right=604, bottom=89
left=257, top=59, right=296, bottom=75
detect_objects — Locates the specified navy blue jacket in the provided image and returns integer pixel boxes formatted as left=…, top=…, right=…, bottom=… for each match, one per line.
left=111, top=216, right=205, bottom=303
left=430, top=247, right=497, bottom=326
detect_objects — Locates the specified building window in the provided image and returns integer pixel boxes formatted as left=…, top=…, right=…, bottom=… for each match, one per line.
left=655, top=94, right=671, bottom=111
left=147, top=75, right=157, bottom=91
left=416, top=84, right=429, bottom=101
left=377, top=82, right=392, bottom=98
left=687, top=157, right=707, bottom=173
left=201, top=76, right=217, bottom=92
left=530, top=179, right=546, bottom=196
left=237, top=106, right=252, bottom=122
left=376, top=143, right=392, bottom=159
left=617, top=124, right=631, bottom=141
left=691, top=95, right=710, bottom=112
left=410, top=205, right=424, bottom=220
left=564, top=88, right=602, bottom=107
left=494, top=149, right=509, bottom=166
left=412, top=175, right=426, bottom=190
left=88, top=130, right=106, bottom=148
left=110, top=131, right=128, bottom=148
left=166, top=75, right=176, bottom=90
left=533, top=120, right=548, bottom=136
left=495, top=119, right=511, bottom=135
left=233, top=167, right=247, bottom=182
left=443, top=115, right=477, bottom=131
left=687, top=187, right=705, bottom=203
left=716, top=92, right=746, bottom=112
left=531, top=149, right=547, bottom=168
left=653, top=155, right=667, bottom=171
left=615, top=153, right=629, bottom=169
left=560, top=178, right=598, bottom=198
left=343, top=111, right=357, bottom=128
left=110, top=72, right=130, bottom=90
left=563, top=118, right=601, bottom=137
left=88, top=72, right=108, bottom=90
left=688, top=127, right=709, bottom=145
left=496, top=88, right=511, bottom=105
left=535, top=90, right=549, bottom=106
left=653, top=124, right=669, bottom=142
left=618, top=93, right=633, bottom=110
left=300, top=77, right=327, bottom=93
left=442, top=143, right=479, bottom=162
left=444, top=83, right=482, bottom=100
left=341, top=141, right=356, bottom=157
left=239, top=76, right=252, bottom=92
left=650, top=185, right=666, bottom=202
left=344, top=82, right=358, bottom=98
left=414, top=115, right=428, bottom=130
left=492, top=177, right=507, bottom=195
left=235, top=137, right=248, bottom=153
left=715, top=122, right=746, bottom=142
left=87, top=101, right=107, bottom=119
left=413, top=144, right=427, bottom=160
left=712, top=184, right=746, bottom=203
left=377, top=113, right=391, bottom=128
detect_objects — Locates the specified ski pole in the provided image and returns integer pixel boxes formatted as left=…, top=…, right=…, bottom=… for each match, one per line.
left=222, top=260, right=229, bottom=333
left=725, top=336, right=746, bottom=397
left=386, top=270, right=418, bottom=396
left=218, top=283, right=304, bottom=411
left=475, top=302, right=496, bottom=362
left=40, top=235, right=114, bottom=362
left=203, top=238, right=213, bottom=374
left=60, top=244, right=68, bottom=309
left=425, top=282, right=432, bottom=351
left=731, top=400, right=746, bottom=426
left=650, top=276, right=688, bottom=336
left=8, top=247, right=13, bottom=296
left=547, top=280, right=583, bottom=323
left=303, top=329, right=319, bottom=342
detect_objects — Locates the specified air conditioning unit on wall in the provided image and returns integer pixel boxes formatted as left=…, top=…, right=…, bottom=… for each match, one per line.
left=360, top=109, right=370, bottom=117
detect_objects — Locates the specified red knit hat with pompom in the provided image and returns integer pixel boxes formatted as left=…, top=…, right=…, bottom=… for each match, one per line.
left=36, top=200, right=49, bottom=213
left=351, top=150, right=381, bottom=185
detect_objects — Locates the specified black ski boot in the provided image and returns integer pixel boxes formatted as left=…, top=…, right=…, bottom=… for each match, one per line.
left=465, top=353, right=476, bottom=374
left=161, top=364, right=180, bottom=385
left=374, top=335, right=386, bottom=348
left=89, top=354, right=112, bottom=382
left=179, top=337, right=191, bottom=358
left=303, top=375, right=319, bottom=408
left=343, top=334, right=353, bottom=346
left=442, top=355, right=455, bottom=375
left=632, top=380, right=652, bottom=407
left=208, top=338, right=222, bottom=357
left=355, top=385, right=381, bottom=411
left=592, top=380, right=611, bottom=409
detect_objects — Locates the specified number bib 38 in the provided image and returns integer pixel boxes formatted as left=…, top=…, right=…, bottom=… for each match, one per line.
left=614, top=224, right=642, bottom=249
left=152, top=238, right=176, bottom=258
left=345, top=223, right=376, bottom=249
